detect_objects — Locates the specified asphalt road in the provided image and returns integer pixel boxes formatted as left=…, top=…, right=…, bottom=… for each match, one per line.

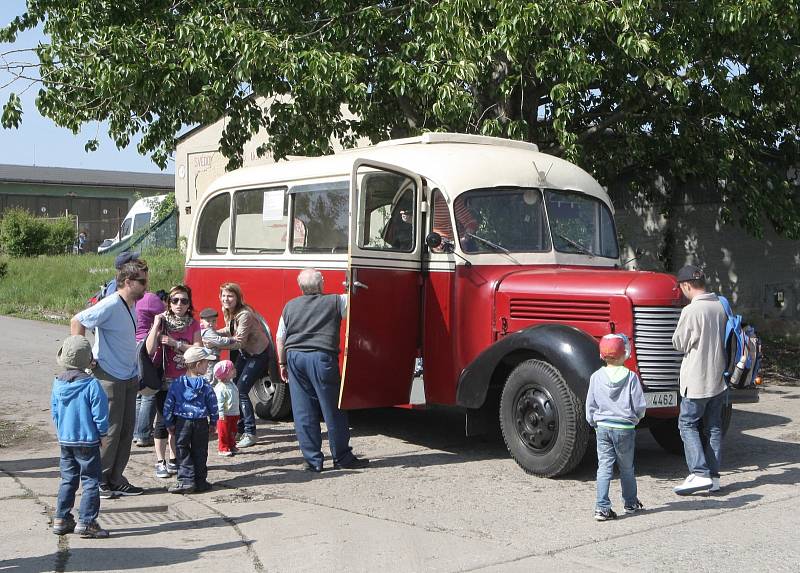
left=1, top=316, right=799, bottom=573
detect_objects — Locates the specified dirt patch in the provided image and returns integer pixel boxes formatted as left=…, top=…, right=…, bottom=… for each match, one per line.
left=0, top=420, right=50, bottom=450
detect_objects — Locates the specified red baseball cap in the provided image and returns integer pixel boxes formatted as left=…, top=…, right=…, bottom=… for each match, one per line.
left=599, top=335, right=626, bottom=361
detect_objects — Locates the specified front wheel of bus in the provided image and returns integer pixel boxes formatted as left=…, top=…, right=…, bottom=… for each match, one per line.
left=499, top=359, right=589, bottom=477
left=251, top=361, right=292, bottom=420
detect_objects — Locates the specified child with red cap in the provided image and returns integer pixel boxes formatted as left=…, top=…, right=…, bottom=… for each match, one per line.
left=586, top=334, right=647, bottom=521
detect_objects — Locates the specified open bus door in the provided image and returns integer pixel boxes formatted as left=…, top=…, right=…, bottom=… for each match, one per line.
left=340, top=160, right=424, bottom=409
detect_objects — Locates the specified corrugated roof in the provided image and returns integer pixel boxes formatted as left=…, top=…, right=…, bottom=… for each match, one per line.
left=0, top=164, right=174, bottom=189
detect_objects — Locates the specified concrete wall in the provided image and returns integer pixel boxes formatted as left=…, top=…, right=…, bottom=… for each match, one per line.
left=613, top=186, right=800, bottom=336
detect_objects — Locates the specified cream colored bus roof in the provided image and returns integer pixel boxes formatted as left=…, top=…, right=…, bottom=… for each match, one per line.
left=205, top=133, right=609, bottom=206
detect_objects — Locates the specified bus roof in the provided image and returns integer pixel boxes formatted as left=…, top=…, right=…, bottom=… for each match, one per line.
left=204, top=133, right=609, bottom=207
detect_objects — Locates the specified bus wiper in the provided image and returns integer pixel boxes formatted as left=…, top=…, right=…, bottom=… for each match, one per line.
left=466, top=232, right=510, bottom=254
left=555, top=232, right=595, bottom=258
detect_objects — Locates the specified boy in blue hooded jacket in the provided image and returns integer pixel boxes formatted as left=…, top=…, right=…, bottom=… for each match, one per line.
left=163, top=346, right=218, bottom=494
left=51, top=335, right=110, bottom=538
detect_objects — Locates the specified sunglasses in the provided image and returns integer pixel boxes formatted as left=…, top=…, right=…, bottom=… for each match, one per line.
left=130, top=277, right=148, bottom=285
left=170, top=297, right=190, bottom=305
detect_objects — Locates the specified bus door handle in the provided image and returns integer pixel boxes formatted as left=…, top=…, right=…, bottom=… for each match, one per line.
left=347, top=268, right=369, bottom=292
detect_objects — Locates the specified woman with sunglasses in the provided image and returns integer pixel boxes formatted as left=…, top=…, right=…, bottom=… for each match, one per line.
left=205, top=283, right=270, bottom=449
left=145, top=285, right=202, bottom=479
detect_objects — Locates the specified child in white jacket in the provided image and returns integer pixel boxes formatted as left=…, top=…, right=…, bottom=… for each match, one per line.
left=212, top=360, right=240, bottom=456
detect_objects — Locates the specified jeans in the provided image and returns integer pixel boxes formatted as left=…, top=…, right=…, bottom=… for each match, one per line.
left=234, top=348, right=271, bottom=436
left=134, top=393, right=156, bottom=441
left=56, top=445, right=101, bottom=524
left=595, top=426, right=638, bottom=510
left=153, top=381, right=175, bottom=440
left=174, top=417, right=209, bottom=486
left=287, top=350, right=354, bottom=469
left=679, top=389, right=726, bottom=478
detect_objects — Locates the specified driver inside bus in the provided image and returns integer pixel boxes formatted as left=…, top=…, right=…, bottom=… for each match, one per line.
left=383, top=200, right=414, bottom=251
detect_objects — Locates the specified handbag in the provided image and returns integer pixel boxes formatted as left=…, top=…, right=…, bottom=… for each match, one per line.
left=137, top=339, right=162, bottom=396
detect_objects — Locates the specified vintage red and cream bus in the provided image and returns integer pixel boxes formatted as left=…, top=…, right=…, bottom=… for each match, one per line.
left=185, top=132, right=711, bottom=477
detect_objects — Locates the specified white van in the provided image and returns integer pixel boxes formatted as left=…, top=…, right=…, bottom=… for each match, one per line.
left=97, top=194, right=166, bottom=254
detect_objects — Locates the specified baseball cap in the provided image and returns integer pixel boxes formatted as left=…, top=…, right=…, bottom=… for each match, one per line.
left=199, top=307, right=219, bottom=319
left=114, top=250, right=141, bottom=269
left=675, top=264, right=705, bottom=283
left=599, top=334, right=628, bottom=362
left=58, top=335, right=94, bottom=370
left=183, top=346, right=217, bottom=364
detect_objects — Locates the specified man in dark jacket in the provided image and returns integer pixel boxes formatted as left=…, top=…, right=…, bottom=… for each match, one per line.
left=276, top=268, right=369, bottom=473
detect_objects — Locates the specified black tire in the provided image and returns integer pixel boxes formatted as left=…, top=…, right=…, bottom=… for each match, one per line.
left=649, top=418, right=683, bottom=454
left=499, top=359, right=589, bottom=477
left=649, top=401, right=733, bottom=455
left=251, top=360, right=292, bottom=420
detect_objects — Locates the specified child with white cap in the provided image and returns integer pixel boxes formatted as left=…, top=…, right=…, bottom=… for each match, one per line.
left=51, top=335, right=110, bottom=538
left=586, top=334, right=647, bottom=521
left=163, top=346, right=219, bottom=494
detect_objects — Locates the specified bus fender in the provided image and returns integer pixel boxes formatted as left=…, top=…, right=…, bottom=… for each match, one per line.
left=456, top=324, right=602, bottom=409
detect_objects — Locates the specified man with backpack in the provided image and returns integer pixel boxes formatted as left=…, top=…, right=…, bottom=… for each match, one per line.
left=671, top=265, right=728, bottom=495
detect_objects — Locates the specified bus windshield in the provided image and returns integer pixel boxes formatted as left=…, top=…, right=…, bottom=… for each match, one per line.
left=545, top=189, right=619, bottom=259
left=453, top=187, right=618, bottom=258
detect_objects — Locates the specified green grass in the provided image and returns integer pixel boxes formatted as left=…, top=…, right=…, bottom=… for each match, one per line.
left=0, top=249, right=185, bottom=324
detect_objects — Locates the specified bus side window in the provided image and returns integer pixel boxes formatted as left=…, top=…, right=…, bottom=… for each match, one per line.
left=233, top=188, right=287, bottom=254
left=196, top=193, right=231, bottom=254
left=291, top=184, right=349, bottom=254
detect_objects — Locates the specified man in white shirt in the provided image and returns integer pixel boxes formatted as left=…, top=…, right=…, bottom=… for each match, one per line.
left=671, top=265, right=728, bottom=495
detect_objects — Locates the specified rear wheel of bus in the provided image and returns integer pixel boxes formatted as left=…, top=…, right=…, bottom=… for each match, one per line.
left=251, top=361, right=292, bottom=420
left=499, top=359, right=589, bottom=477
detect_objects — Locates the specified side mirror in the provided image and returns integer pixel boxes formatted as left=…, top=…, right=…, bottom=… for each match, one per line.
left=425, top=232, right=442, bottom=249
left=426, top=232, right=455, bottom=253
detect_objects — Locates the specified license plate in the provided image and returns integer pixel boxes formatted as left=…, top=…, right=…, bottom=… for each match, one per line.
left=645, top=391, right=677, bottom=409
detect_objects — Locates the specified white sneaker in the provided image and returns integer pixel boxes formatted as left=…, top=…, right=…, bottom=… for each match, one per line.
left=236, top=434, right=256, bottom=448
left=674, top=474, right=713, bottom=495
left=710, top=477, right=721, bottom=492
left=218, top=451, right=234, bottom=457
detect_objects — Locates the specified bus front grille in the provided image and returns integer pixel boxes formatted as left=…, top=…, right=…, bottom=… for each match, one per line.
left=633, top=306, right=683, bottom=390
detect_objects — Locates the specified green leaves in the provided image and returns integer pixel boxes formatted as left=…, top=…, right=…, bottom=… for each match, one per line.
left=1, top=93, right=22, bottom=129
left=2, top=0, right=799, bottom=237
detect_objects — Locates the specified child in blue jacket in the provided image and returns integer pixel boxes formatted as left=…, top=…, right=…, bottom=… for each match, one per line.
left=163, top=346, right=219, bottom=494
left=51, top=335, right=110, bottom=538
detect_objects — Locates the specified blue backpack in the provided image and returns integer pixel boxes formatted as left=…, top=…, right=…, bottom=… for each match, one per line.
left=718, top=296, right=762, bottom=389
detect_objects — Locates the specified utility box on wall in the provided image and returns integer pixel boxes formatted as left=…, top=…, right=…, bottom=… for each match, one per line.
left=763, top=281, right=799, bottom=320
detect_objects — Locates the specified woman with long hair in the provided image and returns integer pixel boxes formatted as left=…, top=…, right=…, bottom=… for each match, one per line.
left=145, top=284, right=202, bottom=478
left=206, top=282, right=270, bottom=448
